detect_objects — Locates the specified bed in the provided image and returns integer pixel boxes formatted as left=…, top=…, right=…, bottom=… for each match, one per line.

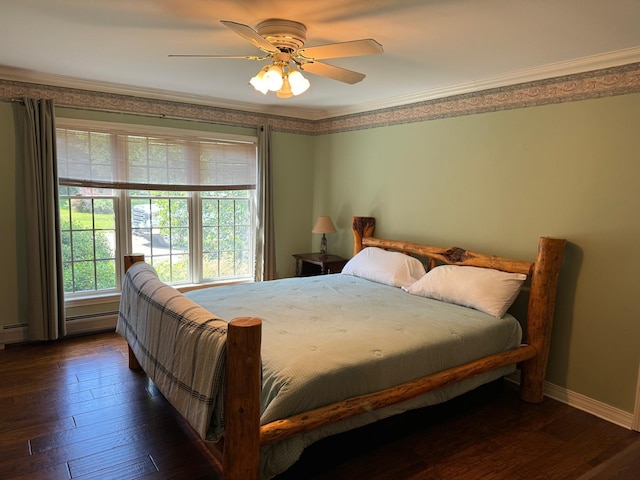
left=116, top=216, right=566, bottom=479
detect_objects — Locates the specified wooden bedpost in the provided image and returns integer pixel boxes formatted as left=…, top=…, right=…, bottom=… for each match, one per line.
left=520, top=237, right=566, bottom=403
left=224, top=317, right=262, bottom=480
left=124, top=254, right=145, bottom=272
left=352, top=217, right=376, bottom=255
left=123, top=254, right=145, bottom=371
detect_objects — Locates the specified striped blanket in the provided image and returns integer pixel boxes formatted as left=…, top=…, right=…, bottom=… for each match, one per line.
left=116, top=262, right=228, bottom=440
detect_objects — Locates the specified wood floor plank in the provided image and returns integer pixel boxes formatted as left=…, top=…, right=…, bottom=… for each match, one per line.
left=29, top=403, right=173, bottom=454
left=578, top=438, right=640, bottom=479
left=0, top=407, right=78, bottom=437
left=0, top=416, right=77, bottom=449
left=0, top=367, right=78, bottom=399
left=3, top=461, right=71, bottom=480
left=2, top=388, right=155, bottom=438
left=66, top=418, right=194, bottom=478
left=56, top=351, right=126, bottom=371
left=145, top=441, right=225, bottom=480
left=0, top=410, right=188, bottom=478
left=11, top=389, right=95, bottom=410
left=72, top=455, right=158, bottom=479
left=71, top=393, right=166, bottom=428
left=0, top=439, right=30, bottom=463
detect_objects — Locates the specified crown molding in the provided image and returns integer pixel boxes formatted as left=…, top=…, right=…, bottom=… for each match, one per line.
left=2, top=56, right=639, bottom=136
left=324, top=46, right=640, bottom=119
left=2, top=47, right=640, bottom=122
left=0, top=64, right=324, bottom=121
left=313, top=61, right=640, bottom=134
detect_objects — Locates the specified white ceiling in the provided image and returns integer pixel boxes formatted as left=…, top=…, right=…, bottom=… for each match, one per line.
left=1, top=0, right=640, bottom=120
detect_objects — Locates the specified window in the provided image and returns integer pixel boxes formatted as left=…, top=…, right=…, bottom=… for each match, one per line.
left=59, top=187, right=118, bottom=293
left=56, top=120, right=258, bottom=298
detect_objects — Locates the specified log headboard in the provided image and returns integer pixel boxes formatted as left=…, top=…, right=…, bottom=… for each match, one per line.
left=351, top=216, right=566, bottom=403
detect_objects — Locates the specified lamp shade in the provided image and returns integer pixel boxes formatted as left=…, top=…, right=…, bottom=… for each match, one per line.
left=312, top=216, right=337, bottom=234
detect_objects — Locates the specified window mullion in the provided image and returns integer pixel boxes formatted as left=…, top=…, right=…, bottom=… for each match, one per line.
left=91, top=198, right=98, bottom=290
left=116, top=190, right=128, bottom=289
left=192, top=192, right=202, bottom=284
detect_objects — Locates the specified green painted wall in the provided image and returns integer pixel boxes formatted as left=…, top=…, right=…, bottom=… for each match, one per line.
left=312, top=94, right=640, bottom=413
left=271, top=131, right=315, bottom=277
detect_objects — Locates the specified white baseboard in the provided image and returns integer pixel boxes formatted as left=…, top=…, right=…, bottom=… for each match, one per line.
left=506, top=371, right=634, bottom=430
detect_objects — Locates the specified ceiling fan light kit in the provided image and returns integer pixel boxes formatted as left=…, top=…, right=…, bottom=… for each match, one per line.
left=251, top=63, right=310, bottom=97
left=170, top=18, right=383, bottom=99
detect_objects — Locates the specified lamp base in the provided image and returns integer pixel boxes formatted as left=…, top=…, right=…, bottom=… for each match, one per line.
left=319, top=234, right=327, bottom=255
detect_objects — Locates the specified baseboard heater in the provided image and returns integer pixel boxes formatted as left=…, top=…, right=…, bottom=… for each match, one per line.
left=66, top=311, right=119, bottom=335
left=0, top=323, right=28, bottom=348
left=0, top=312, right=118, bottom=348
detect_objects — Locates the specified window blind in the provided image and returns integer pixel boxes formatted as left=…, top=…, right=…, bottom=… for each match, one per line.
left=56, top=123, right=257, bottom=192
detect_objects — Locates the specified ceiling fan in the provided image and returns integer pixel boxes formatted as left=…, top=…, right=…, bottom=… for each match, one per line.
left=169, top=19, right=383, bottom=98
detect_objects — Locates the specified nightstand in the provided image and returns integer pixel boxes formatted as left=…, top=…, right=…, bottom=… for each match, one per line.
left=292, top=253, right=348, bottom=276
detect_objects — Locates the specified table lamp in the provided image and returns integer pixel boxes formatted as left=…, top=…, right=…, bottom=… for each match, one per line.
left=312, top=216, right=337, bottom=255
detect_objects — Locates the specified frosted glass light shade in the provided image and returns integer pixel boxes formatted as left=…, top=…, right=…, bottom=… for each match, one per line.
left=264, top=65, right=284, bottom=91
left=249, top=69, right=268, bottom=94
left=288, top=70, right=310, bottom=95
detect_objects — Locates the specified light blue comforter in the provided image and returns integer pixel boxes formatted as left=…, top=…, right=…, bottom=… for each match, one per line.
left=185, top=273, right=522, bottom=478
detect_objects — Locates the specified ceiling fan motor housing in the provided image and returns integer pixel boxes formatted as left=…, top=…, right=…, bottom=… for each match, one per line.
left=256, top=19, right=307, bottom=52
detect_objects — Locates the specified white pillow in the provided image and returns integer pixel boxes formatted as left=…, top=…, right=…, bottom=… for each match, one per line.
left=341, top=247, right=427, bottom=288
left=404, top=265, right=527, bottom=318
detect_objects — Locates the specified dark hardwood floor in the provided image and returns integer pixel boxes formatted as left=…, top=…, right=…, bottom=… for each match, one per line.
left=0, top=332, right=638, bottom=479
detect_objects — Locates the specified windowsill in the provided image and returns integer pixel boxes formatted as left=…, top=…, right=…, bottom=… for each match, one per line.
left=65, top=292, right=122, bottom=308
left=64, top=278, right=255, bottom=308
left=176, top=278, right=254, bottom=293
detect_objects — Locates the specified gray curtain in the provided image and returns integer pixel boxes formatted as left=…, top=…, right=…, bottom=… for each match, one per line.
left=255, top=124, right=276, bottom=281
left=14, top=98, right=66, bottom=340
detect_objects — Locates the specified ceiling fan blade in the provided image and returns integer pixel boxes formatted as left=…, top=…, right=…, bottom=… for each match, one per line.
left=168, top=54, right=265, bottom=60
left=220, top=20, right=279, bottom=54
left=300, top=61, right=366, bottom=84
left=298, top=39, right=383, bottom=60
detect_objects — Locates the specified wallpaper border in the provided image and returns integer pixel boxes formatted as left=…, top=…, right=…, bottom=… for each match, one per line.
left=2, top=62, right=639, bottom=135
left=315, top=62, right=640, bottom=134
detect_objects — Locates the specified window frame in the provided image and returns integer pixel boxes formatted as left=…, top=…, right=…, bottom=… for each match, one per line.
left=57, top=119, right=258, bottom=306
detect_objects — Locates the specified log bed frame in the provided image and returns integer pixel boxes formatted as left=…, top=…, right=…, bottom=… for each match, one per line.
left=122, top=216, right=566, bottom=479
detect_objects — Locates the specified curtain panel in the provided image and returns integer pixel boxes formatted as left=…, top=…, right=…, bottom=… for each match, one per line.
left=14, top=98, right=66, bottom=341
left=255, top=124, right=276, bottom=282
